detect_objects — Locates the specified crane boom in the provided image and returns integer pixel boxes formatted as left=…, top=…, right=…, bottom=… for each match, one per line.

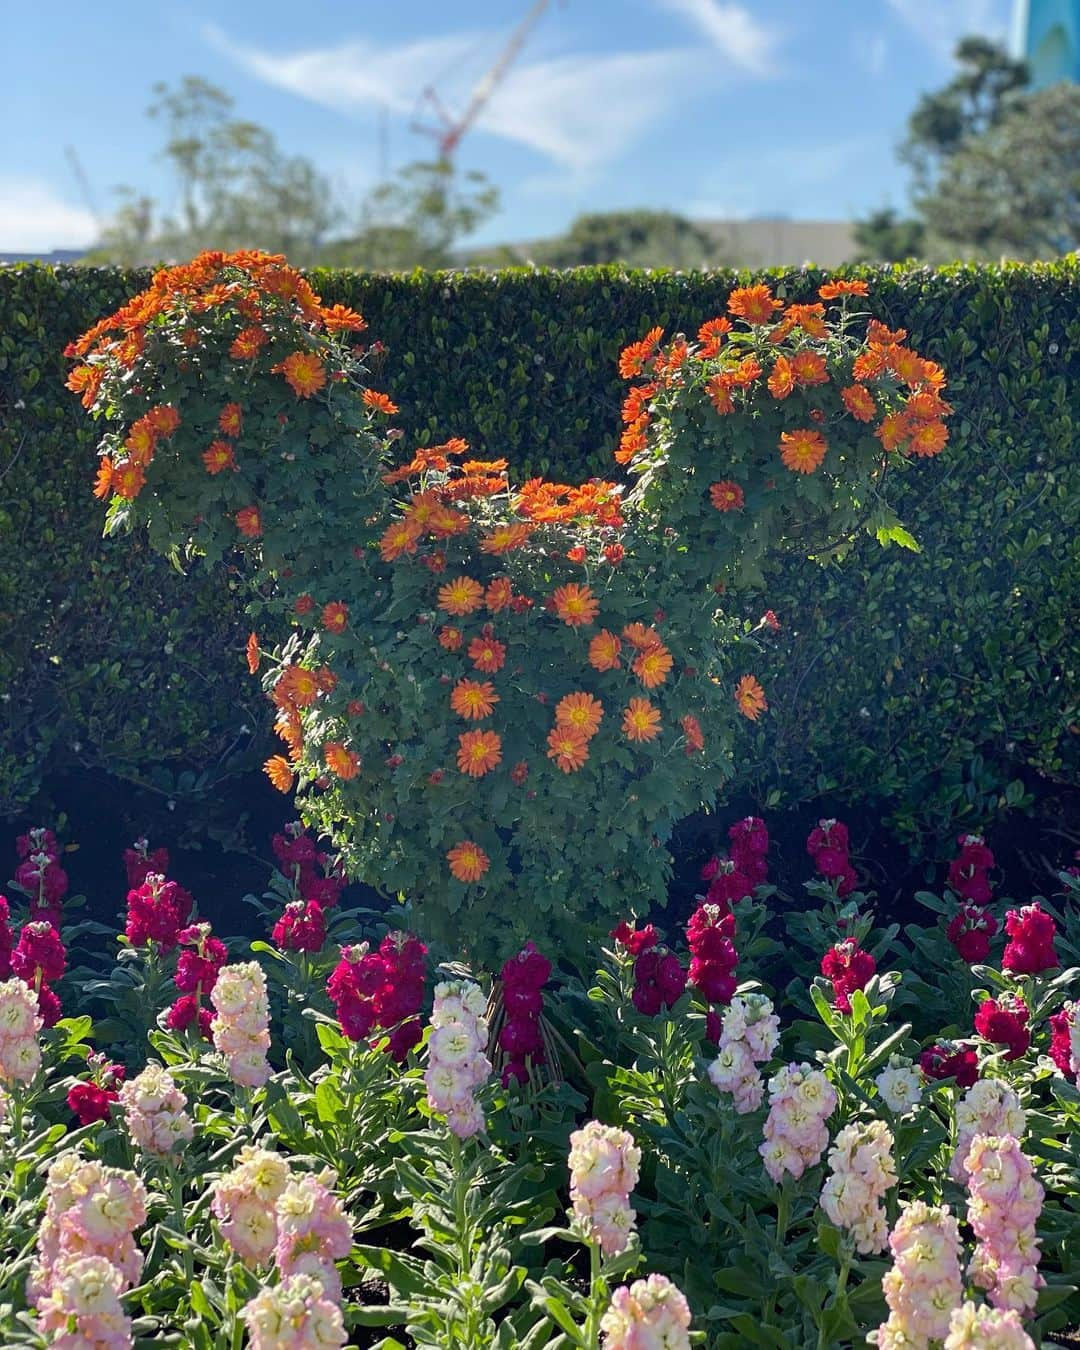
left=414, top=0, right=554, bottom=160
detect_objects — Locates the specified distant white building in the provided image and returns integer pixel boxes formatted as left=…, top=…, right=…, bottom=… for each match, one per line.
left=699, top=219, right=857, bottom=270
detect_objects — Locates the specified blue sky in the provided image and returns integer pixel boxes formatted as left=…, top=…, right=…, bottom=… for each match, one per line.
left=1, top=0, right=1014, bottom=250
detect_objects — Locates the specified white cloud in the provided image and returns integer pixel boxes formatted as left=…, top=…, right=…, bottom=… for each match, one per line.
left=206, top=23, right=698, bottom=176
left=0, top=179, right=98, bottom=251
left=655, top=0, right=782, bottom=75
left=886, top=0, right=1010, bottom=61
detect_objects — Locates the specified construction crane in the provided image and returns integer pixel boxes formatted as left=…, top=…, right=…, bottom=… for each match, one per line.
left=413, top=0, right=554, bottom=161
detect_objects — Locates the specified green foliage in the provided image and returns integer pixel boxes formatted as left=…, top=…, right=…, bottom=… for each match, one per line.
left=518, top=209, right=722, bottom=269
left=1, top=260, right=1077, bottom=853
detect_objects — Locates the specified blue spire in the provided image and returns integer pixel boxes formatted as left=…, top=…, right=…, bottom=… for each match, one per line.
left=1012, top=0, right=1080, bottom=87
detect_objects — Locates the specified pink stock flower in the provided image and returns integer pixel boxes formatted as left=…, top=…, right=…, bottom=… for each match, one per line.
left=820, top=1120, right=897, bottom=1254
left=870, top=1200, right=964, bottom=1347
left=212, top=1146, right=292, bottom=1267
left=118, top=1063, right=193, bottom=1156
left=708, top=992, right=779, bottom=1114
left=759, top=1063, right=836, bottom=1182
left=949, top=1079, right=1027, bottom=1184
left=425, top=980, right=491, bottom=1138
left=273, top=1171, right=352, bottom=1300
left=600, top=1273, right=693, bottom=1349
left=0, top=976, right=44, bottom=1083
left=944, top=1301, right=1035, bottom=1349
left=569, top=1120, right=641, bottom=1256
left=963, top=1134, right=1044, bottom=1314
left=210, top=962, right=272, bottom=1088
left=242, top=1273, right=347, bottom=1350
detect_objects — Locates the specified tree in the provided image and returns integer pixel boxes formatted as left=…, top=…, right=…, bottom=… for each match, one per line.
left=854, top=38, right=1030, bottom=263
left=91, top=77, right=340, bottom=266
left=513, top=209, right=723, bottom=269
left=852, top=209, right=926, bottom=264
left=323, top=159, right=499, bottom=270
left=901, top=36, right=1030, bottom=196
left=918, top=82, right=1080, bottom=259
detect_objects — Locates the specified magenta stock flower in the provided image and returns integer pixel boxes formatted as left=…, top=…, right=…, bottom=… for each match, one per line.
left=687, top=901, right=738, bottom=1006
left=124, top=873, right=193, bottom=951
left=974, top=995, right=1030, bottom=1061
left=499, top=941, right=550, bottom=1086
left=820, top=938, right=876, bottom=1013
left=1001, top=903, right=1058, bottom=976
left=123, top=837, right=170, bottom=889
left=610, top=921, right=659, bottom=956
left=947, top=903, right=998, bottom=964
left=67, top=1055, right=125, bottom=1126
left=272, top=898, right=327, bottom=953
left=948, top=833, right=995, bottom=905
left=1048, top=1002, right=1079, bottom=1081
left=807, top=818, right=858, bottom=896
left=327, top=931, right=426, bottom=1059
left=631, top=948, right=687, bottom=1015
left=920, top=1041, right=980, bottom=1089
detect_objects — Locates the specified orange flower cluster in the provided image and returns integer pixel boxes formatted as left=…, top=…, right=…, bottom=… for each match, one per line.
left=66, top=249, right=376, bottom=514
left=616, top=279, right=953, bottom=485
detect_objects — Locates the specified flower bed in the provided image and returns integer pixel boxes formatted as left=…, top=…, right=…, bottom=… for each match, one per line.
left=0, top=818, right=1076, bottom=1347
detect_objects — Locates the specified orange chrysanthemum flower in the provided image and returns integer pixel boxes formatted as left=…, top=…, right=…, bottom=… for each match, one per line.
left=791, top=350, right=829, bottom=387
left=92, top=458, right=114, bottom=500
left=218, top=403, right=243, bottom=437
left=264, top=755, right=295, bottom=792
left=618, top=326, right=664, bottom=379
left=547, top=725, right=591, bottom=773
left=485, top=577, right=513, bottom=613
left=779, top=429, right=827, bottom=475
left=316, top=666, right=337, bottom=695
left=202, top=440, right=237, bottom=475
left=480, top=523, right=534, bottom=555
left=735, top=674, right=767, bottom=720
left=145, top=405, right=180, bottom=437
left=906, top=389, right=952, bottom=421
left=246, top=632, right=259, bottom=675
left=622, top=622, right=662, bottom=651
left=887, top=345, right=925, bottom=387
left=633, top=642, right=674, bottom=689
left=457, top=729, right=502, bottom=777
left=236, top=505, right=262, bottom=537
left=767, top=355, right=795, bottom=400
left=319, top=303, right=367, bottom=333
left=616, top=415, right=650, bottom=464
left=278, top=351, right=326, bottom=399
left=438, top=625, right=463, bottom=651
left=728, top=285, right=782, bottom=325
left=875, top=411, right=911, bottom=452
left=321, top=601, right=349, bottom=633
left=622, top=698, right=662, bottom=743
left=819, top=279, right=869, bottom=299
left=450, top=679, right=499, bottom=720
left=555, top=692, right=604, bottom=739
left=908, top=421, right=949, bottom=457
left=230, top=326, right=268, bottom=360
left=363, top=389, right=399, bottom=415
left=552, top=583, right=599, bottom=628
left=124, top=419, right=157, bottom=463
left=324, top=742, right=361, bottom=780
left=273, top=666, right=321, bottom=710
left=841, top=385, right=876, bottom=423
left=379, top=519, right=421, bottom=562
left=113, top=462, right=147, bottom=500
left=696, top=316, right=732, bottom=357
left=468, top=635, right=506, bottom=673
left=438, top=576, right=485, bottom=616
left=589, top=630, right=622, bottom=672
left=783, top=303, right=828, bottom=339
left=681, top=714, right=705, bottom=752
left=710, top=480, right=745, bottom=513
left=622, top=382, right=658, bottom=424
left=295, top=594, right=315, bottom=616
left=447, top=840, right=490, bottom=883
left=705, top=375, right=735, bottom=415
left=852, top=349, right=887, bottom=382
left=604, top=543, right=625, bottom=565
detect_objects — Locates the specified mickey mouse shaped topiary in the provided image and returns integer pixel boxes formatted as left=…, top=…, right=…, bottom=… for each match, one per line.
left=67, top=252, right=950, bottom=960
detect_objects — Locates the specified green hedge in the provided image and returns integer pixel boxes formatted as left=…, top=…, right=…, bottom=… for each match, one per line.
left=2, top=260, right=1077, bottom=838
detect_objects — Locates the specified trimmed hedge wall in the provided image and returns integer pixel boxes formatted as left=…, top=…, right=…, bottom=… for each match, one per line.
left=1, top=260, right=1077, bottom=839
